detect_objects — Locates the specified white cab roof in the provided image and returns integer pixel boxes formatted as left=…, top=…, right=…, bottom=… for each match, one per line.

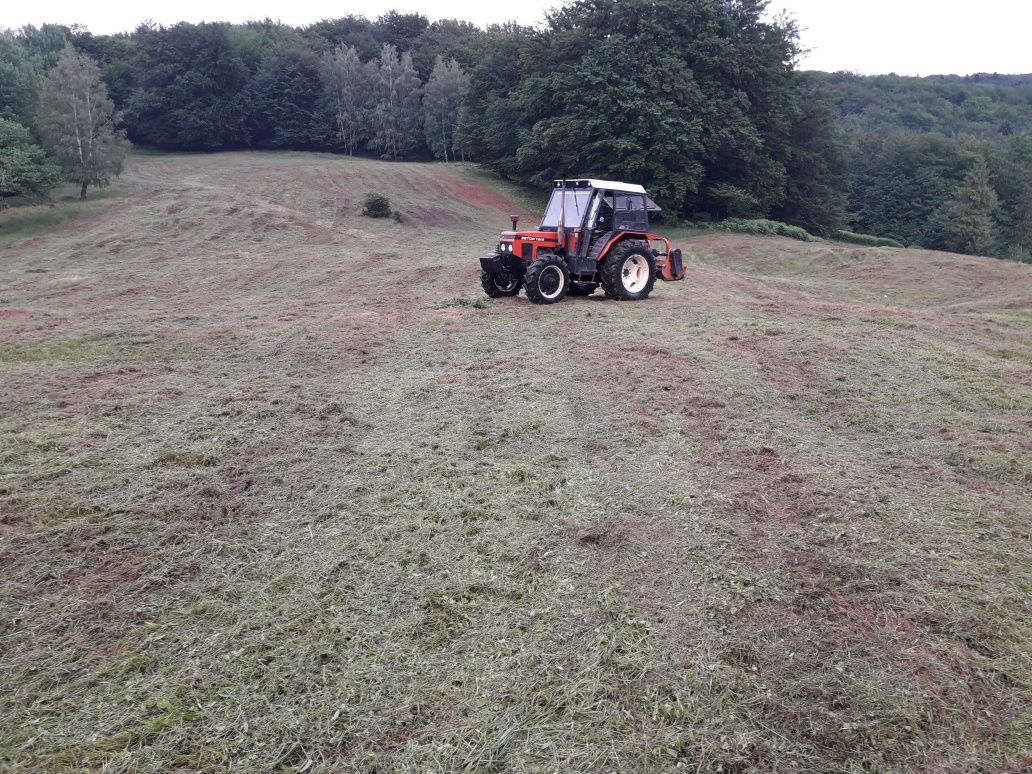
left=557, top=179, right=648, bottom=194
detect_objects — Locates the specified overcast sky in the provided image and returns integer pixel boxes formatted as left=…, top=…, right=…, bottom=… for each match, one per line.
left=3, top=0, right=1029, bottom=76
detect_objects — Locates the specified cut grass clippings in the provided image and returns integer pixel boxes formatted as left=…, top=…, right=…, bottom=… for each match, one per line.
left=0, top=151, right=1029, bottom=773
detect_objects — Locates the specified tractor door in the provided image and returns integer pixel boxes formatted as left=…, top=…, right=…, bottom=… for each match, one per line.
left=582, top=191, right=613, bottom=253
left=568, top=190, right=607, bottom=277
left=613, top=193, right=649, bottom=231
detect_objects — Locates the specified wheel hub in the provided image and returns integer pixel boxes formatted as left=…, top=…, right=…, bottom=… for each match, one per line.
left=621, top=255, right=649, bottom=293
left=539, top=266, right=563, bottom=299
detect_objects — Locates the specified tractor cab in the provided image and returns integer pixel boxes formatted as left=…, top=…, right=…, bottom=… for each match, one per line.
left=480, top=179, right=684, bottom=304
left=539, top=179, right=655, bottom=237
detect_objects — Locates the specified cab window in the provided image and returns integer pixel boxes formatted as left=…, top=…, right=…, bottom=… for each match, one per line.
left=613, top=194, right=648, bottom=230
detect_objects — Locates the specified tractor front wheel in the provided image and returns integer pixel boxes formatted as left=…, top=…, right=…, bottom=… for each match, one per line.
left=524, top=254, right=570, bottom=304
left=481, top=270, right=522, bottom=297
left=600, top=240, right=657, bottom=301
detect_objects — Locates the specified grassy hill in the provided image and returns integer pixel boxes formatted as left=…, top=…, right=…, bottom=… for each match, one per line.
left=1, top=152, right=1029, bottom=772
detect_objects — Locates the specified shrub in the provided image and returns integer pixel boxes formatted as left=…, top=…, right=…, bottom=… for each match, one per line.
left=834, top=230, right=904, bottom=248
left=720, top=218, right=821, bottom=242
left=361, top=193, right=392, bottom=218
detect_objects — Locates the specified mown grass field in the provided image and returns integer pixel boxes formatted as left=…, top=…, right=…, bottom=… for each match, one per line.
left=1, top=152, right=1030, bottom=773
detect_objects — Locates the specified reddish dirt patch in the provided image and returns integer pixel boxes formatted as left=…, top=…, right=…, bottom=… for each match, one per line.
left=430, top=169, right=523, bottom=215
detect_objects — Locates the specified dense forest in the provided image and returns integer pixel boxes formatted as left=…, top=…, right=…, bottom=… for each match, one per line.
left=2, top=0, right=1031, bottom=261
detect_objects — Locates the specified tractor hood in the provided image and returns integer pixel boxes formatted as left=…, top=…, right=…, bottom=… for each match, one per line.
left=500, top=231, right=559, bottom=242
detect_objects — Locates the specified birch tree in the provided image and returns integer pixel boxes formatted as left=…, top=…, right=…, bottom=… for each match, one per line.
left=369, top=44, right=399, bottom=159
left=423, top=57, right=468, bottom=161
left=39, top=45, right=128, bottom=199
left=395, top=51, right=423, bottom=158
left=370, top=44, right=423, bottom=159
left=321, top=44, right=369, bottom=155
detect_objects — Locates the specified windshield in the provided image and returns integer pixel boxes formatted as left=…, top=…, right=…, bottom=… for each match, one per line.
left=540, top=189, right=592, bottom=229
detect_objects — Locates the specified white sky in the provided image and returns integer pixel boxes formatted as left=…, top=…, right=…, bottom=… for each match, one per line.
left=2, top=0, right=1030, bottom=76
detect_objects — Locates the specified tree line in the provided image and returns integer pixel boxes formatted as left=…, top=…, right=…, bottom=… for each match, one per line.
left=1, top=1, right=1030, bottom=262
left=823, top=73, right=1032, bottom=262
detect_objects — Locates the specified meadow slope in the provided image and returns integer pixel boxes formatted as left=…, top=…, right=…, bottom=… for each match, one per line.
left=1, top=152, right=1030, bottom=772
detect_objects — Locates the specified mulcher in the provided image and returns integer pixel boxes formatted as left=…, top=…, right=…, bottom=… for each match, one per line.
left=479, top=178, right=685, bottom=304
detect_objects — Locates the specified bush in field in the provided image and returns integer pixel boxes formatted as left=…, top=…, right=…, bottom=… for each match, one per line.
left=720, top=218, right=821, bottom=242
left=361, top=192, right=392, bottom=218
left=834, top=230, right=904, bottom=248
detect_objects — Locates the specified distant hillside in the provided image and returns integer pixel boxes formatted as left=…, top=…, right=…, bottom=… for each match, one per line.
left=819, top=71, right=1032, bottom=138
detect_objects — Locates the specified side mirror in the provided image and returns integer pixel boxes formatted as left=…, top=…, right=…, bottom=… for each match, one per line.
left=510, top=214, right=520, bottom=230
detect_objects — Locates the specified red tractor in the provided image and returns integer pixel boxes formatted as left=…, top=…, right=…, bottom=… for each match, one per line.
left=479, top=179, right=685, bottom=304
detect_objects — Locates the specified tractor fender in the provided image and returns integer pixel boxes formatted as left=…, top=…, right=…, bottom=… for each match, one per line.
left=594, top=233, right=685, bottom=282
left=594, top=232, right=651, bottom=262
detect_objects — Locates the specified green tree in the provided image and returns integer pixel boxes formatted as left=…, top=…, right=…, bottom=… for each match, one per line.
left=944, top=158, right=998, bottom=256
left=513, top=33, right=707, bottom=210
left=247, top=44, right=327, bottom=148
left=321, top=45, right=371, bottom=155
left=369, top=44, right=423, bottom=159
left=422, top=57, right=467, bottom=161
left=0, top=119, right=60, bottom=200
left=15, top=24, right=71, bottom=73
left=39, top=45, right=128, bottom=199
left=991, top=136, right=1032, bottom=262
left=458, top=0, right=802, bottom=216
left=772, top=72, right=848, bottom=236
left=374, top=11, right=430, bottom=58
left=369, top=44, right=401, bottom=159
left=302, top=16, right=380, bottom=62
left=453, top=24, right=527, bottom=171
left=849, top=133, right=974, bottom=247
left=125, top=23, right=249, bottom=150
left=395, top=50, right=423, bottom=157
left=68, top=28, right=138, bottom=110
left=0, top=34, right=41, bottom=126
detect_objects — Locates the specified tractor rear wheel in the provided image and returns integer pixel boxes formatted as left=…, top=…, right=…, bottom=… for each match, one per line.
left=600, top=239, right=657, bottom=301
left=481, top=270, right=522, bottom=297
left=524, top=254, right=570, bottom=304
left=568, top=282, right=599, bottom=297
